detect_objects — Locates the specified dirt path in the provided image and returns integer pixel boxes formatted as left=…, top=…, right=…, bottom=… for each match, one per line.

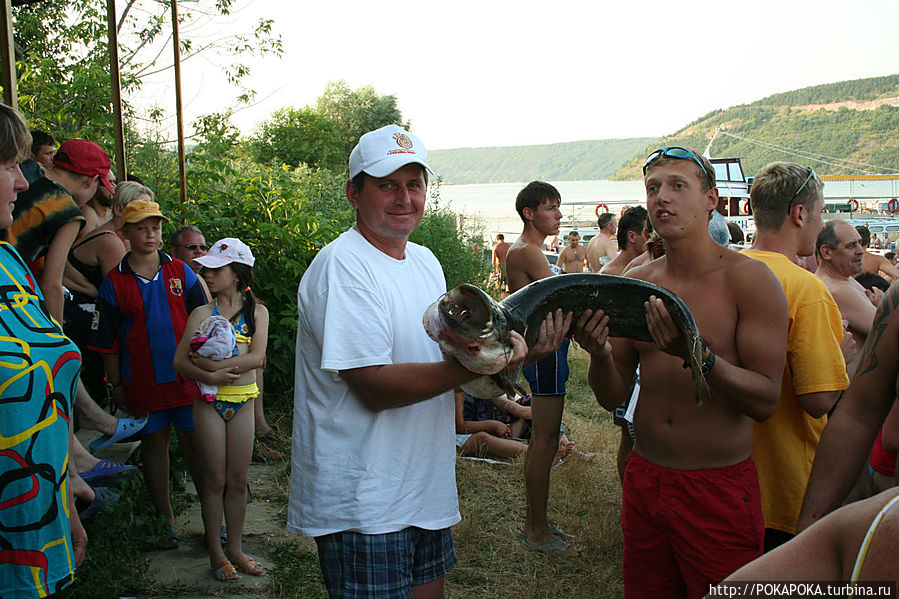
left=141, top=460, right=314, bottom=598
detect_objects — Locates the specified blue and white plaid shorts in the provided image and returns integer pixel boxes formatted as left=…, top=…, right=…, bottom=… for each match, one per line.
left=314, top=526, right=457, bottom=599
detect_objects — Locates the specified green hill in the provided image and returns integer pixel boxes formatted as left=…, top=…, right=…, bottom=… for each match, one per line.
left=612, top=74, right=899, bottom=180
left=428, top=138, right=658, bottom=184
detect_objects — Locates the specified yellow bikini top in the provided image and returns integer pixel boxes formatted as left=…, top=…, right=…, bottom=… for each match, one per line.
left=851, top=492, right=899, bottom=581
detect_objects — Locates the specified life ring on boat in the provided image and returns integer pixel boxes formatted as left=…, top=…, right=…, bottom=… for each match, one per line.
left=741, top=200, right=751, bottom=215
left=889, top=198, right=899, bottom=213
left=849, top=199, right=859, bottom=212
left=595, top=204, right=609, bottom=217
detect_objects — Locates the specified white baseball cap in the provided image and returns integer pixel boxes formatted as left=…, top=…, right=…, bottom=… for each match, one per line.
left=192, top=238, right=255, bottom=269
left=348, top=124, right=433, bottom=178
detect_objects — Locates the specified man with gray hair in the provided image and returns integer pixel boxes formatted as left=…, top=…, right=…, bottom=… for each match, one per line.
left=741, top=162, right=848, bottom=550
left=169, top=225, right=208, bottom=274
left=815, top=220, right=879, bottom=376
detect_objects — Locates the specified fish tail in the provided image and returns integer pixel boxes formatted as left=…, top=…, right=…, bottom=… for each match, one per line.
left=690, top=335, right=704, bottom=405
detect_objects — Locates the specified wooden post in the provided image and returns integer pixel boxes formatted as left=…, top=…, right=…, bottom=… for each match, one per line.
left=0, top=0, right=16, bottom=109
left=106, top=0, right=126, bottom=179
left=171, top=0, right=186, bottom=205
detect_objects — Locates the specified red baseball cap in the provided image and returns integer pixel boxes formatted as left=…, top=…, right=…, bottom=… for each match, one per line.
left=53, top=139, right=115, bottom=194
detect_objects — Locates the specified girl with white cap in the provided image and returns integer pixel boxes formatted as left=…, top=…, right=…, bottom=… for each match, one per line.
left=173, top=237, right=269, bottom=582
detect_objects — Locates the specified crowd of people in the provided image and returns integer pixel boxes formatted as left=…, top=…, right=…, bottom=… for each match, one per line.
left=4, top=106, right=899, bottom=598
left=285, top=128, right=899, bottom=598
left=0, top=103, right=280, bottom=597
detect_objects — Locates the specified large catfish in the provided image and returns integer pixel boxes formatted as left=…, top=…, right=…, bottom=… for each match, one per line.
left=422, top=273, right=704, bottom=402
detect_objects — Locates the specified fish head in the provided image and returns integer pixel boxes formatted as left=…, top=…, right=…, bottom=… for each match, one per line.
left=422, top=284, right=513, bottom=375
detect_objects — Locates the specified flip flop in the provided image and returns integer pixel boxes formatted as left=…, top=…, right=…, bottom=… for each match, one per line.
left=231, top=555, right=264, bottom=576
left=78, top=459, right=136, bottom=487
left=521, top=535, right=577, bottom=556
left=75, top=487, right=119, bottom=520
left=515, top=524, right=572, bottom=542
left=89, top=415, right=149, bottom=451
left=212, top=560, right=239, bottom=582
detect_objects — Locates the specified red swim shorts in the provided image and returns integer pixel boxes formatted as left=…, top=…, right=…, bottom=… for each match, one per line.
left=622, top=453, right=763, bottom=599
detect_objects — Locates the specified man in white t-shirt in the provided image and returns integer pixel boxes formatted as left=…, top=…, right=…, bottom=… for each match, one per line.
left=287, top=125, right=577, bottom=599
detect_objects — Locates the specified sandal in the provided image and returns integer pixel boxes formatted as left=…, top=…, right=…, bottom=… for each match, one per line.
left=521, top=535, right=578, bottom=556
left=212, top=560, right=239, bottom=582
left=231, top=554, right=264, bottom=576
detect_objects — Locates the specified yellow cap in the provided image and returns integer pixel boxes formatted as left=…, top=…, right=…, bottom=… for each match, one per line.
left=122, top=199, right=169, bottom=224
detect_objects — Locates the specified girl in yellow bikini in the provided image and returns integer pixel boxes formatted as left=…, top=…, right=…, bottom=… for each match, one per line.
left=173, top=237, right=269, bottom=583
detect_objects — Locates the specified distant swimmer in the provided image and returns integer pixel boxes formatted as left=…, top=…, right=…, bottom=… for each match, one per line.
left=556, top=230, right=586, bottom=273
left=585, top=212, right=617, bottom=272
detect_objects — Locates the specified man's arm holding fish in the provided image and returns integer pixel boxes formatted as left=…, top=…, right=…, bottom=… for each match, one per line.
left=342, top=310, right=571, bottom=412
left=642, top=263, right=787, bottom=421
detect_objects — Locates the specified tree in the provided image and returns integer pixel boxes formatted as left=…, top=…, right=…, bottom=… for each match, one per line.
left=249, top=107, right=344, bottom=170
left=314, top=80, right=409, bottom=155
left=9, top=0, right=281, bottom=148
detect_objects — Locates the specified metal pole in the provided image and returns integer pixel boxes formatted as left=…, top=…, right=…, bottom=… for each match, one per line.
left=0, top=0, right=17, bottom=109
left=171, top=0, right=186, bottom=205
left=106, top=0, right=126, bottom=179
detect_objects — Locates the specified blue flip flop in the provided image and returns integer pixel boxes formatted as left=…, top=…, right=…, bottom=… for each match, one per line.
left=78, top=459, right=136, bottom=487
left=76, top=487, right=119, bottom=520
left=89, top=415, right=148, bottom=451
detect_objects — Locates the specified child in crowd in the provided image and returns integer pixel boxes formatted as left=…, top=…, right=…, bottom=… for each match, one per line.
left=90, top=200, right=209, bottom=547
left=173, top=238, right=269, bottom=583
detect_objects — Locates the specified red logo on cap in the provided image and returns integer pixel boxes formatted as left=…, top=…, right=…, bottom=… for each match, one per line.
left=394, top=133, right=413, bottom=150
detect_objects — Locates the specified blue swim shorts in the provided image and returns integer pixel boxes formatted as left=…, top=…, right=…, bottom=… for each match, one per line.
left=142, top=404, right=195, bottom=434
left=314, top=527, right=456, bottom=599
left=523, top=338, right=571, bottom=396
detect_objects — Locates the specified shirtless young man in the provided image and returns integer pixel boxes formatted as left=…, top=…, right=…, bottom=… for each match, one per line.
left=816, top=220, right=881, bottom=375
left=505, top=181, right=577, bottom=555
left=600, top=206, right=648, bottom=277
left=585, top=212, right=617, bottom=272
left=491, top=233, right=511, bottom=292
left=556, top=230, right=586, bottom=273
left=856, top=225, right=899, bottom=282
left=585, top=147, right=788, bottom=596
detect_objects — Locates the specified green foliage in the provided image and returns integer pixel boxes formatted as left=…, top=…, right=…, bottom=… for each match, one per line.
left=315, top=80, right=409, bottom=156
left=428, top=137, right=659, bottom=184
left=249, top=106, right=344, bottom=170
left=163, top=120, right=350, bottom=399
left=410, top=183, right=494, bottom=291
left=9, top=0, right=281, bottom=149
left=749, top=74, right=899, bottom=107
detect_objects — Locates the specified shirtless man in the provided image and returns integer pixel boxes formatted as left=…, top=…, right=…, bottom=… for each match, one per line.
left=857, top=225, right=899, bottom=282
left=556, top=230, right=586, bottom=273
left=505, top=181, right=577, bottom=555
left=585, top=212, right=617, bottom=272
left=600, top=206, right=648, bottom=277
left=585, top=147, right=788, bottom=596
left=491, top=233, right=510, bottom=292
left=816, top=220, right=881, bottom=375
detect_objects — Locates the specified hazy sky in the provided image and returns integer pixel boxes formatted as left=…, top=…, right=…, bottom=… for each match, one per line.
left=136, top=0, right=899, bottom=150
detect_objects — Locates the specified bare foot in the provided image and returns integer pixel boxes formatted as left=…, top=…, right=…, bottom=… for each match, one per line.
left=70, top=472, right=95, bottom=503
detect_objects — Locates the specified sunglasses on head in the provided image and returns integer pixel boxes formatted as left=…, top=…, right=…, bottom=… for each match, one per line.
left=179, top=243, right=208, bottom=252
left=787, top=166, right=816, bottom=215
left=643, top=147, right=712, bottom=183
